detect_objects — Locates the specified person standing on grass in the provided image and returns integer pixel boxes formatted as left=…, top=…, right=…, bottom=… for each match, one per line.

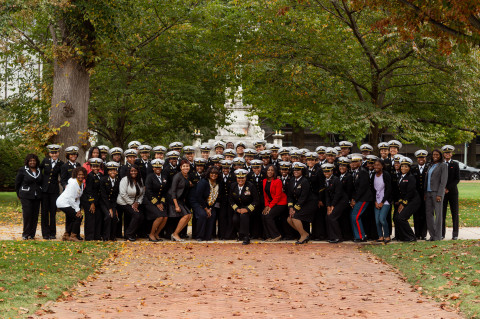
left=425, top=149, right=448, bottom=241
left=442, top=145, right=460, bottom=240
left=393, top=158, right=419, bottom=242
left=39, top=144, right=63, bottom=240
left=56, top=166, right=87, bottom=242
left=15, top=154, right=43, bottom=240
left=372, top=159, right=392, bottom=243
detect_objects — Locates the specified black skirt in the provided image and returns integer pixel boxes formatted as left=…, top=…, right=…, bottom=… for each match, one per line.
left=144, top=201, right=168, bottom=220
left=292, top=198, right=317, bottom=223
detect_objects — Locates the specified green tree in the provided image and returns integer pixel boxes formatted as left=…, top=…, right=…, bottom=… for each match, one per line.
left=238, top=0, right=480, bottom=148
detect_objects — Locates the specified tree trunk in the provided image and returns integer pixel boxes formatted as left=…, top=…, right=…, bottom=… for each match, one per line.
left=50, top=58, right=90, bottom=163
left=368, top=123, right=382, bottom=153
left=467, top=136, right=477, bottom=167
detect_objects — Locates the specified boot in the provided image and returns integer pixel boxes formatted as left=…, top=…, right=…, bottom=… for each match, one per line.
left=69, top=233, right=81, bottom=242
left=62, top=232, right=70, bottom=241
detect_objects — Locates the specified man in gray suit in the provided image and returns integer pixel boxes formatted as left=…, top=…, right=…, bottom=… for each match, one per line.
left=425, top=149, right=448, bottom=241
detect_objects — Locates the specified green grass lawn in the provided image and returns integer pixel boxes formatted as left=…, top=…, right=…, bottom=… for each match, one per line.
left=0, top=240, right=120, bottom=318
left=364, top=240, right=480, bottom=319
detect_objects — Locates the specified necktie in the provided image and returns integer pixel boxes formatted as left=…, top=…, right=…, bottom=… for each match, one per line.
left=144, top=161, right=148, bottom=168
left=239, top=186, right=243, bottom=194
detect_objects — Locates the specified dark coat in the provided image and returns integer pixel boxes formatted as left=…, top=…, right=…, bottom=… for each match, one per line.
left=99, top=176, right=120, bottom=210
left=339, top=172, right=353, bottom=200
left=60, top=161, right=80, bottom=188
left=325, top=175, right=348, bottom=207
left=412, top=164, right=430, bottom=195
left=445, top=160, right=460, bottom=194
left=135, top=159, right=154, bottom=182
left=81, top=171, right=103, bottom=205
left=229, top=181, right=259, bottom=213
left=195, top=179, right=220, bottom=209
left=352, top=167, right=374, bottom=202
left=15, top=166, right=42, bottom=200
left=39, top=158, right=63, bottom=194
left=397, top=172, right=419, bottom=206
left=144, top=173, right=168, bottom=205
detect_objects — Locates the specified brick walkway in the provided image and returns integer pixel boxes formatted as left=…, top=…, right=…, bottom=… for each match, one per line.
left=38, top=243, right=461, bottom=319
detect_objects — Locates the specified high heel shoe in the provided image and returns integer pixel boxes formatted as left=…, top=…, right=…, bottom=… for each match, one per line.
left=149, top=236, right=159, bottom=242
left=295, top=235, right=310, bottom=245
left=171, top=234, right=184, bottom=242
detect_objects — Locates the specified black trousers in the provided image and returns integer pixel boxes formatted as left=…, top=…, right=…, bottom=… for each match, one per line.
left=116, top=206, right=132, bottom=239
left=83, top=202, right=103, bottom=241
left=233, top=211, right=251, bottom=239
left=60, top=206, right=82, bottom=235
left=312, top=206, right=327, bottom=240
left=20, top=198, right=41, bottom=238
left=340, top=205, right=354, bottom=240
left=218, top=201, right=235, bottom=240
left=413, top=196, right=427, bottom=238
left=393, top=198, right=419, bottom=241
left=262, top=205, right=287, bottom=239
left=100, top=204, right=118, bottom=241
left=194, top=206, right=217, bottom=240
left=41, top=193, right=58, bottom=238
left=250, top=205, right=264, bottom=239
left=326, top=202, right=349, bottom=241
left=119, top=204, right=144, bottom=239
left=362, top=203, right=378, bottom=240
left=442, top=191, right=459, bottom=238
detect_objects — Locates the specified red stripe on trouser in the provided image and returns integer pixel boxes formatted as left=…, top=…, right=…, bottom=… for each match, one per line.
left=356, top=202, right=366, bottom=239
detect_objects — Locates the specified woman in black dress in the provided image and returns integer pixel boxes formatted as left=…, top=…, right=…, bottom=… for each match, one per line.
left=168, top=160, right=192, bottom=241
left=393, top=157, right=419, bottom=242
left=144, top=159, right=168, bottom=242
left=15, top=154, right=42, bottom=240
left=193, top=166, right=221, bottom=241
left=287, top=162, right=317, bottom=244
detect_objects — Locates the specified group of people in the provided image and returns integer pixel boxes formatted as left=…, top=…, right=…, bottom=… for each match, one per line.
left=14, top=138, right=460, bottom=245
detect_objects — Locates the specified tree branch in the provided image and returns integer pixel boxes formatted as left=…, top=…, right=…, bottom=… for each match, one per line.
left=11, top=24, right=51, bottom=63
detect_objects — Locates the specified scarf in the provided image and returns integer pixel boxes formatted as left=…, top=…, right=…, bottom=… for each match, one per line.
left=207, top=180, right=219, bottom=207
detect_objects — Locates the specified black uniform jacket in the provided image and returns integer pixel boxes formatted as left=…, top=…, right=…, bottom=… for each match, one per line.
left=15, top=166, right=42, bottom=200
left=445, top=160, right=460, bottom=194
left=60, top=161, right=80, bottom=188
left=325, top=175, right=348, bottom=207
left=40, top=158, right=64, bottom=194
left=351, top=167, right=374, bottom=203
left=397, top=172, right=419, bottom=206
left=287, top=176, right=312, bottom=212
left=229, top=181, right=259, bottom=213
left=82, top=171, right=103, bottom=205
left=144, top=173, right=168, bottom=205
left=339, top=172, right=353, bottom=200
left=100, top=176, right=120, bottom=210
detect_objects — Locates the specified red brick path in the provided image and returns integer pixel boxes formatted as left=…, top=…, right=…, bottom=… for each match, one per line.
left=39, top=243, right=461, bottom=319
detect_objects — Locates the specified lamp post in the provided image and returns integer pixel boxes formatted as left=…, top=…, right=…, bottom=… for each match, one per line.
left=272, top=130, right=285, bottom=147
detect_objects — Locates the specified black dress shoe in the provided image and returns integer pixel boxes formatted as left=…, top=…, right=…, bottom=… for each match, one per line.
left=328, top=239, right=342, bottom=244
left=43, top=237, right=50, bottom=240
left=353, top=239, right=363, bottom=243
left=49, top=236, right=56, bottom=240
left=452, top=236, right=458, bottom=240
left=22, top=236, right=29, bottom=240
left=295, top=235, right=310, bottom=245
left=77, top=235, right=83, bottom=240
left=148, top=237, right=159, bottom=242
left=242, top=237, right=250, bottom=245
left=127, top=237, right=136, bottom=242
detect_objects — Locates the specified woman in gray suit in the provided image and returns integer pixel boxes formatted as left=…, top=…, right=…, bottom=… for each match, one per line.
left=425, top=149, right=448, bottom=241
left=169, top=160, right=192, bottom=241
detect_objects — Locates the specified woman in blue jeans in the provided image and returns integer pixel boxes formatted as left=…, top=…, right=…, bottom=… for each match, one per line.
left=372, top=159, right=392, bottom=243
